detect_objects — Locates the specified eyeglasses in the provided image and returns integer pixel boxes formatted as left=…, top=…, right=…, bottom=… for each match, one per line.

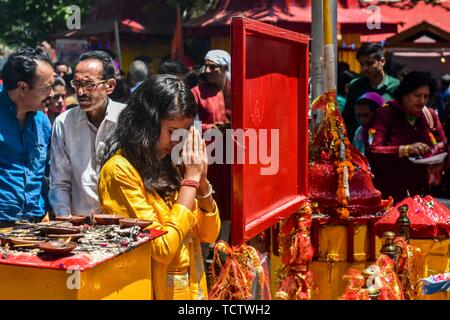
left=39, top=83, right=54, bottom=92
left=70, top=80, right=108, bottom=91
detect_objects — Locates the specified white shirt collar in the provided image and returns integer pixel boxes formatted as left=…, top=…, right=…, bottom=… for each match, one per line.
left=77, top=98, right=122, bottom=124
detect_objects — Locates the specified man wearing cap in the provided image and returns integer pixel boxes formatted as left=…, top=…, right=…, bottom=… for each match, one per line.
left=191, top=50, right=232, bottom=263
left=191, top=49, right=231, bottom=131
left=343, top=43, right=399, bottom=141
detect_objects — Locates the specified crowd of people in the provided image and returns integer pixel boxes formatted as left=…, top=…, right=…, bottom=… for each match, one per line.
left=0, top=46, right=232, bottom=299
left=1, top=39, right=449, bottom=298
left=339, top=42, right=450, bottom=203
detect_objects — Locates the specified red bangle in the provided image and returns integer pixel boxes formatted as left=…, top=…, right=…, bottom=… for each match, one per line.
left=180, top=179, right=199, bottom=189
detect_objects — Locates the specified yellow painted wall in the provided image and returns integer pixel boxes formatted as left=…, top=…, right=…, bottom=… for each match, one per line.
left=119, top=40, right=172, bottom=74
left=338, top=33, right=361, bottom=73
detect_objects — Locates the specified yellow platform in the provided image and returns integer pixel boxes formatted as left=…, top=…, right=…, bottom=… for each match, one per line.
left=0, top=241, right=152, bottom=300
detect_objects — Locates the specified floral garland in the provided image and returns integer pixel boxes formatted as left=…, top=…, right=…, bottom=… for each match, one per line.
left=311, top=93, right=356, bottom=219
left=275, top=203, right=314, bottom=300
left=208, top=241, right=270, bottom=300
left=335, top=130, right=355, bottom=219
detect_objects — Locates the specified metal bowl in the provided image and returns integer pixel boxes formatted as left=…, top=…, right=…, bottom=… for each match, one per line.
left=94, top=214, right=124, bottom=225
left=39, top=241, right=77, bottom=255
left=43, top=225, right=81, bottom=235
left=55, top=215, right=87, bottom=226
left=10, top=237, right=47, bottom=248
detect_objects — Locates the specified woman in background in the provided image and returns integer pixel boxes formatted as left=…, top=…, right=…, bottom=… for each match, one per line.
left=367, top=71, right=447, bottom=202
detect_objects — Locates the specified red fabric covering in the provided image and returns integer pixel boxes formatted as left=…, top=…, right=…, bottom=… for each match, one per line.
left=309, top=162, right=385, bottom=217
left=309, top=94, right=387, bottom=218
left=0, top=229, right=166, bottom=271
left=375, top=196, right=441, bottom=239
left=421, top=196, right=450, bottom=238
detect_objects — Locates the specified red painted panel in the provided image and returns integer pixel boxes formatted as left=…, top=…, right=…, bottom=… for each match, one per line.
left=231, top=17, right=309, bottom=245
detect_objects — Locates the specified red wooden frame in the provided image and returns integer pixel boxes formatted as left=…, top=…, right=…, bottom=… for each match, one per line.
left=231, top=17, right=309, bottom=245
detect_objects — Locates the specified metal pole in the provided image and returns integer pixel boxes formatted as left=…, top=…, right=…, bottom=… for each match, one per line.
left=311, top=0, right=324, bottom=100
left=323, top=0, right=336, bottom=92
left=331, top=0, right=338, bottom=91
left=114, top=20, right=122, bottom=69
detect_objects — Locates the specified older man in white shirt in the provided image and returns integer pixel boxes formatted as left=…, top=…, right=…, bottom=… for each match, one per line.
left=49, top=51, right=126, bottom=217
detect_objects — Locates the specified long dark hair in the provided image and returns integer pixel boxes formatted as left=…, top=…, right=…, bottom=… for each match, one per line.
left=102, top=74, right=197, bottom=198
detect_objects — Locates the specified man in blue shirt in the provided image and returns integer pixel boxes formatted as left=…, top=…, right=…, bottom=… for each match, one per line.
left=0, top=48, right=55, bottom=227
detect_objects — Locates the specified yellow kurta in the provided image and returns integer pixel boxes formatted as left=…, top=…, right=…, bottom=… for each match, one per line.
left=98, top=153, right=221, bottom=300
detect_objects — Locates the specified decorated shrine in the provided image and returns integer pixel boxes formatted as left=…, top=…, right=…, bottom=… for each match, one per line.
left=208, top=5, right=450, bottom=301
left=1, top=1, right=449, bottom=302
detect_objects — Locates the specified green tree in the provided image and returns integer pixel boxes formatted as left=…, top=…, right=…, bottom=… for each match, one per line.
left=0, top=0, right=94, bottom=48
